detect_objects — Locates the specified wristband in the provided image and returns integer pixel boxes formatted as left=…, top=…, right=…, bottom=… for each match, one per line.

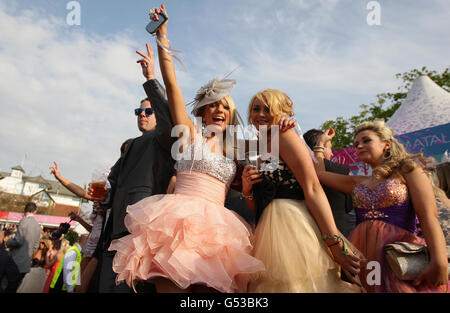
left=327, top=241, right=340, bottom=248
left=322, top=234, right=349, bottom=256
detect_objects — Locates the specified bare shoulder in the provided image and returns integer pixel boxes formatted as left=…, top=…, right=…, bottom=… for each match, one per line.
left=402, top=165, right=429, bottom=184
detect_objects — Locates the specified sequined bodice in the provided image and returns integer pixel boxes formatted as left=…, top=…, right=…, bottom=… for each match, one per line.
left=175, top=135, right=236, bottom=186
left=352, top=179, right=417, bottom=233
left=353, top=179, right=409, bottom=209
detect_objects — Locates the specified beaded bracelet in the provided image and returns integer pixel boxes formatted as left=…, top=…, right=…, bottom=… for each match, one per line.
left=240, top=192, right=254, bottom=201
left=322, top=234, right=350, bottom=256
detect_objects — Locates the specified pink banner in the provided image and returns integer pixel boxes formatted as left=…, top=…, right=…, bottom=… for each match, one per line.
left=2, top=212, right=76, bottom=226
left=331, top=146, right=371, bottom=176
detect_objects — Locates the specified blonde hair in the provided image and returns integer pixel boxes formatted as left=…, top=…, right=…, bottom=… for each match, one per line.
left=42, top=238, right=53, bottom=250
left=429, top=168, right=448, bottom=200
left=248, top=89, right=294, bottom=125
left=353, top=119, right=433, bottom=180
left=195, top=95, right=241, bottom=160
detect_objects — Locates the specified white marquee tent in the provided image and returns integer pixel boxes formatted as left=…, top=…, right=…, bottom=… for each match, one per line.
left=386, top=75, right=450, bottom=135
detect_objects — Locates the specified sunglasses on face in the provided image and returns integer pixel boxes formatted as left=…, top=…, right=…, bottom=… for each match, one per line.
left=134, top=108, right=154, bottom=116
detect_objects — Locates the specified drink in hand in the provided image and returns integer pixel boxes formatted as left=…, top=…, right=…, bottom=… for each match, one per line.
left=91, top=181, right=106, bottom=199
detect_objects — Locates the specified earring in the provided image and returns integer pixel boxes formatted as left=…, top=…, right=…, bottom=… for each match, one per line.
left=384, top=149, right=392, bottom=160
left=202, top=118, right=208, bottom=137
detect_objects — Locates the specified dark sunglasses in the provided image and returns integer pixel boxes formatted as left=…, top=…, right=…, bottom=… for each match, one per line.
left=134, top=108, right=154, bottom=116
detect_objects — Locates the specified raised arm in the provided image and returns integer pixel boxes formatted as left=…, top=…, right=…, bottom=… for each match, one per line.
left=279, top=129, right=361, bottom=280
left=68, top=211, right=92, bottom=233
left=313, top=129, right=364, bottom=194
left=49, top=162, right=106, bottom=201
left=45, top=249, right=58, bottom=268
left=138, top=43, right=175, bottom=153
left=150, top=4, right=195, bottom=139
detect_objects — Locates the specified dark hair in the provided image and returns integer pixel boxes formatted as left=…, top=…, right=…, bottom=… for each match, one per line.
left=53, top=238, right=61, bottom=250
left=3, top=228, right=14, bottom=237
left=303, top=129, right=324, bottom=150
left=24, top=202, right=37, bottom=213
left=64, top=230, right=79, bottom=246
left=120, top=138, right=133, bottom=157
left=140, top=97, right=150, bottom=104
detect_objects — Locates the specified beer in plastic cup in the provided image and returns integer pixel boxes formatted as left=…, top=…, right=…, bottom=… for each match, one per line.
left=91, top=181, right=106, bottom=199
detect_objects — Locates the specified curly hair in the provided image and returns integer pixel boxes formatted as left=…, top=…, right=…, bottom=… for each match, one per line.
left=353, top=119, right=433, bottom=180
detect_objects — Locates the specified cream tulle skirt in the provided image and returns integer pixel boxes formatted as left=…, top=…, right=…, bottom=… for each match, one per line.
left=248, top=199, right=361, bottom=293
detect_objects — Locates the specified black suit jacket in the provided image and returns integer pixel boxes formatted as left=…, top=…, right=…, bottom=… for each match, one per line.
left=103, top=79, right=176, bottom=241
left=323, top=159, right=354, bottom=237
left=0, top=244, right=21, bottom=293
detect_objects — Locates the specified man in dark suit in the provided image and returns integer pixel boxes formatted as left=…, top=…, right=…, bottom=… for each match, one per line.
left=5, top=202, right=41, bottom=290
left=303, top=129, right=355, bottom=237
left=0, top=228, right=21, bottom=293
left=96, top=44, right=175, bottom=293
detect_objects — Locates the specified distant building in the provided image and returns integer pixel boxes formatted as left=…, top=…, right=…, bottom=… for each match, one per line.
left=0, top=165, right=86, bottom=217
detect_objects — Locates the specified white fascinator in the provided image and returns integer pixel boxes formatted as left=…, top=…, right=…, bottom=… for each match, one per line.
left=189, top=77, right=236, bottom=116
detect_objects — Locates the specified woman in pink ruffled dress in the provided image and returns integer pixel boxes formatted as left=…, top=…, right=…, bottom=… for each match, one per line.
left=314, top=120, right=448, bottom=293
left=108, top=4, right=264, bottom=293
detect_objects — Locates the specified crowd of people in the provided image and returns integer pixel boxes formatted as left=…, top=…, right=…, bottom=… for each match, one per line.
left=0, top=202, right=88, bottom=293
left=1, top=3, right=448, bottom=294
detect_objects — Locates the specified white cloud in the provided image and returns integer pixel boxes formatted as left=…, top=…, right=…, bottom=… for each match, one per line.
left=0, top=0, right=448, bottom=188
left=214, top=0, right=449, bottom=124
left=0, top=2, right=145, bottom=185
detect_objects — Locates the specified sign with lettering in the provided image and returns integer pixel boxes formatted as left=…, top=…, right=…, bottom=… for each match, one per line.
left=331, top=123, right=450, bottom=175
left=395, top=122, right=450, bottom=160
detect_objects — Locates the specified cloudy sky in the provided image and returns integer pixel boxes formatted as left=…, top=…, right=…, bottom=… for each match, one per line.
left=1, top=0, right=449, bottom=189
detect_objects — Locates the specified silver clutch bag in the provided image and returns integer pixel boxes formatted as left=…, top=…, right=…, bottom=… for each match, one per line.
left=384, top=242, right=430, bottom=280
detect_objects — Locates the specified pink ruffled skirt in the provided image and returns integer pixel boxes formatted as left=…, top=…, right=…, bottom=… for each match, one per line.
left=349, top=220, right=449, bottom=293
left=108, top=171, right=265, bottom=293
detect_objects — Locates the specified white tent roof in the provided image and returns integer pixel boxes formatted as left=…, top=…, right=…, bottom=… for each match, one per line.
left=386, top=75, right=450, bottom=135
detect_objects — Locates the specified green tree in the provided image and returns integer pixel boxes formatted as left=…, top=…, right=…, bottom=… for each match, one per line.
left=321, top=66, right=450, bottom=150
